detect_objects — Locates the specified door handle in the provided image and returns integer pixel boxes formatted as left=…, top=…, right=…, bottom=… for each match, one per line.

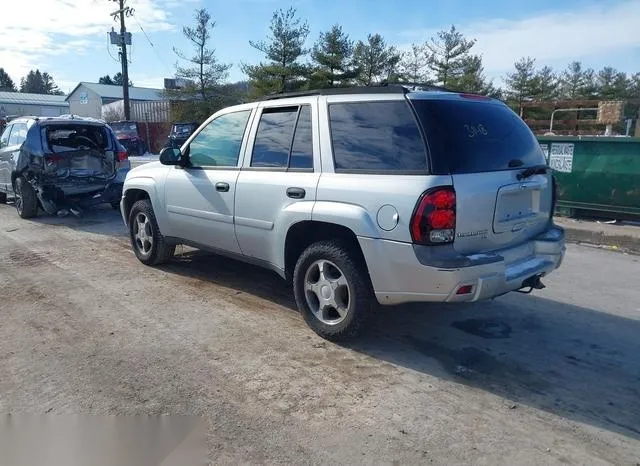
left=286, top=187, right=306, bottom=199
left=215, top=182, right=230, bottom=192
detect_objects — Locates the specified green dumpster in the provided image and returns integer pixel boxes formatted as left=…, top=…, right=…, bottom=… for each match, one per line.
left=537, top=136, right=640, bottom=218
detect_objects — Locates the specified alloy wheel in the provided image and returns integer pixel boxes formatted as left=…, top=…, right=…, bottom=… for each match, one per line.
left=304, top=259, right=351, bottom=325
left=133, top=212, right=153, bottom=255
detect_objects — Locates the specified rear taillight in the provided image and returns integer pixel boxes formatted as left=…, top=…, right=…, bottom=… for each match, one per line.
left=44, top=154, right=63, bottom=164
left=410, top=187, right=456, bottom=245
left=117, top=150, right=128, bottom=162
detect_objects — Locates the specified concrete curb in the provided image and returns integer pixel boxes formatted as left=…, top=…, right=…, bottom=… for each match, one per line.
left=555, top=218, right=640, bottom=254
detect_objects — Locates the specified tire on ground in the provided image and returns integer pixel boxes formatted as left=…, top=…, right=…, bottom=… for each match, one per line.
left=15, top=176, right=38, bottom=219
left=293, top=240, right=374, bottom=341
left=128, top=199, right=175, bottom=265
left=0, top=191, right=7, bottom=204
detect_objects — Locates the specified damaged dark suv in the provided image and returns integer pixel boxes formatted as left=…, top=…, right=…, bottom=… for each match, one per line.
left=0, top=115, right=130, bottom=218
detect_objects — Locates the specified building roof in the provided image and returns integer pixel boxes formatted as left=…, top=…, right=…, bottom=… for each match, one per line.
left=66, top=82, right=164, bottom=101
left=0, top=91, right=69, bottom=107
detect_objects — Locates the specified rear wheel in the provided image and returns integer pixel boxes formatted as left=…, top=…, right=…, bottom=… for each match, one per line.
left=0, top=192, right=6, bottom=204
left=128, top=199, right=175, bottom=265
left=293, top=240, right=373, bottom=341
left=14, top=176, right=38, bottom=219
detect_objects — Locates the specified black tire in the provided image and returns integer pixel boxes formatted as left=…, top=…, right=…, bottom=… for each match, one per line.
left=128, top=199, right=175, bottom=265
left=293, top=240, right=374, bottom=341
left=0, top=191, right=6, bottom=204
left=14, top=176, right=38, bottom=219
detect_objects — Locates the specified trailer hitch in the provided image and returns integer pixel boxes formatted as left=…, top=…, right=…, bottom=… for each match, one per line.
left=516, top=275, right=546, bottom=294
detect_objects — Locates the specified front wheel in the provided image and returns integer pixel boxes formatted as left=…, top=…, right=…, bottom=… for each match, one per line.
left=293, top=240, right=374, bottom=341
left=128, top=199, right=175, bottom=265
left=0, top=191, right=7, bottom=204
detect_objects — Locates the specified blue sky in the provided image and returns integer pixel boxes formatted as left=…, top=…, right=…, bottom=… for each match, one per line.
left=3, top=0, right=639, bottom=93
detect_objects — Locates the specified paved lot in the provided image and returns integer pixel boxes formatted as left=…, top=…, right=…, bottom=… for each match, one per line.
left=0, top=203, right=639, bottom=464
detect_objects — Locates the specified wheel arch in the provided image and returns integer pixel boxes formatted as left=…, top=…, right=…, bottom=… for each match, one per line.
left=284, top=220, right=369, bottom=283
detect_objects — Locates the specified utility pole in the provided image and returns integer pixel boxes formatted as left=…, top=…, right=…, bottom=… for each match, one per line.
left=109, top=0, right=133, bottom=120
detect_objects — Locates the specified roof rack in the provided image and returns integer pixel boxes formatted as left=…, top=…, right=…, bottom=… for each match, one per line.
left=260, top=82, right=457, bottom=101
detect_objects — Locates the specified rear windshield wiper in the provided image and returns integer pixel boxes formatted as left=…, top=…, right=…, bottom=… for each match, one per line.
left=517, top=165, right=548, bottom=180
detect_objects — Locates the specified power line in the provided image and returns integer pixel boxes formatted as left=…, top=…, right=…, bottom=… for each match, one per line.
left=132, top=15, right=172, bottom=73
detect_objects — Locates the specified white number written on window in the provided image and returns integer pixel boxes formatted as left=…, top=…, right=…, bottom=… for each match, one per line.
left=463, top=124, right=488, bottom=138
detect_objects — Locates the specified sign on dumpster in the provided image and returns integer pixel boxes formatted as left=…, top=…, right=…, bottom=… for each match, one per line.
left=549, top=143, right=574, bottom=173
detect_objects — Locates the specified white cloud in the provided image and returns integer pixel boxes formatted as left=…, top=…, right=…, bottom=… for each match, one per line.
left=0, top=0, right=174, bottom=85
left=400, top=0, right=640, bottom=77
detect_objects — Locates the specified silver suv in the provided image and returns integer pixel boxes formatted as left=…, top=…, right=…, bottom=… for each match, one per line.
left=120, top=86, right=565, bottom=340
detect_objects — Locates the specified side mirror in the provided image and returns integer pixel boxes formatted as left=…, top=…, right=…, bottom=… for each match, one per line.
left=159, top=147, right=182, bottom=166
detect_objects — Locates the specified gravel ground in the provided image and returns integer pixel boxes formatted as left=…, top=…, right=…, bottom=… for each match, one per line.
left=0, top=203, right=639, bottom=465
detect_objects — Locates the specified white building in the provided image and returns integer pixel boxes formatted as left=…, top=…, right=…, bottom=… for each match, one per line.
left=66, top=82, right=165, bottom=119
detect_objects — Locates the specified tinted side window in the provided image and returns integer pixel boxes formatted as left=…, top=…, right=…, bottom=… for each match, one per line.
left=290, top=106, right=313, bottom=169
left=329, top=101, right=427, bottom=172
left=8, top=123, right=28, bottom=146
left=189, top=111, right=251, bottom=168
left=0, top=125, right=12, bottom=148
left=251, top=107, right=298, bottom=168
left=411, top=99, right=546, bottom=174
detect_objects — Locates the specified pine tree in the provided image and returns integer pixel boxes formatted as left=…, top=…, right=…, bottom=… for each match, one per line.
left=0, top=68, right=17, bottom=92
left=504, top=57, right=537, bottom=113
left=310, top=25, right=356, bottom=88
left=173, top=8, right=231, bottom=100
left=425, top=25, right=475, bottom=88
left=242, top=7, right=310, bottom=96
left=20, top=69, right=62, bottom=95
left=533, top=66, right=559, bottom=100
left=560, top=61, right=597, bottom=99
left=352, top=34, right=400, bottom=86
left=450, top=55, right=497, bottom=96
left=98, top=75, right=115, bottom=85
left=398, top=43, right=429, bottom=83
left=595, top=67, right=629, bottom=99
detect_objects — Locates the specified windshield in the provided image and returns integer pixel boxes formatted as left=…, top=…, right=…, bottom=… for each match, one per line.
left=411, top=98, right=546, bottom=174
left=110, top=122, right=138, bottom=137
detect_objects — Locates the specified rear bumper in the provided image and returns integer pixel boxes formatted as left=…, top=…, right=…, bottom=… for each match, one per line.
left=359, top=224, right=566, bottom=305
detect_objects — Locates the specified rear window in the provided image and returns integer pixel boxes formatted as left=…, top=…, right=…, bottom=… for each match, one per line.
left=411, top=99, right=546, bottom=174
left=329, top=101, right=427, bottom=173
left=45, top=125, right=110, bottom=153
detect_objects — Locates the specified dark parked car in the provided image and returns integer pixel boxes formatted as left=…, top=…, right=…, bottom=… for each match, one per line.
left=0, top=115, right=130, bottom=218
left=110, top=120, right=147, bottom=156
left=164, top=121, right=198, bottom=149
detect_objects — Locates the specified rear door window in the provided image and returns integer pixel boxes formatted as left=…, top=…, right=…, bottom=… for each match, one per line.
left=251, top=107, right=298, bottom=168
left=328, top=101, right=427, bottom=173
left=411, top=98, right=546, bottom=174
left=250, top=105, right=314, bottom=170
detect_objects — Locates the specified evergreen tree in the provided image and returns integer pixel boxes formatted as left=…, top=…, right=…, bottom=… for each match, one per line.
left=504, top=57, right=537, bottom=113
left=398, top=43, right=429, bottom=83
left=98, top=75, right=115, bottom=85
left=242, top=7, right=310, bottom=96
left=174, top=8, right=231, bottom=100
left=425, top=25, right=475, bottom=88
left=533, top=65, right=559, bottom=100
left=0, top=68, right=17, bottom=92
left=595, top=67, right=629, bottom=99
left=310, top=24, right=356, bottom=88
left=559, top=61, right=597, bottom=99
left=352, top=34, right=401, bottom=86
left=20, top=69, right=62, bottom=95
left=450, top=55, right=497, bottom=96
